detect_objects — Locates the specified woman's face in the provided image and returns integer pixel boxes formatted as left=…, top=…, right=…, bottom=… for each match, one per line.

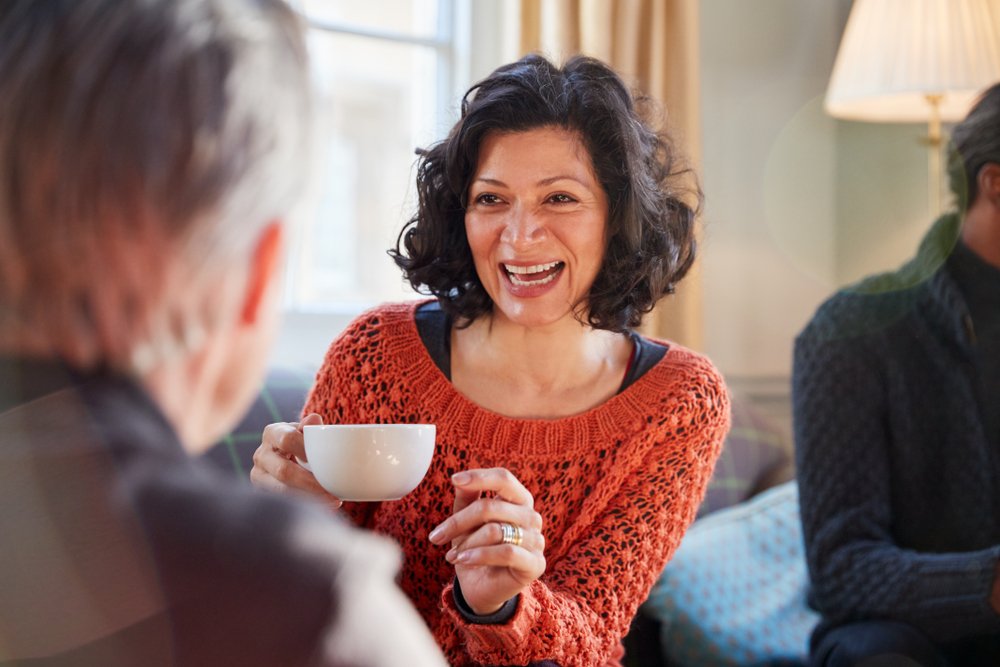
left=465, top=126, right=608, bottom=330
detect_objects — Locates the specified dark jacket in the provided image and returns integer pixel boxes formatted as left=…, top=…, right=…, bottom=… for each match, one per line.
left=793, top=213, right=1000, bottom=643
left=0, top=357, right=444, bottom=667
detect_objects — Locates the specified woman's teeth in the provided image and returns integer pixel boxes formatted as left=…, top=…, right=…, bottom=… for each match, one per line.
left=503, top=261, right=564, bottom=286
left=505, top=261, right=561, bottom=275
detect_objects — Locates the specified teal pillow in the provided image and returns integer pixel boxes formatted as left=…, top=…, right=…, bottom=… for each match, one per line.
left=643, top=481, right=818, bottom=666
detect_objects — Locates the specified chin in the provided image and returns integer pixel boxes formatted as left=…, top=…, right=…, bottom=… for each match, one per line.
left=492, top=295, right=580, bottom=330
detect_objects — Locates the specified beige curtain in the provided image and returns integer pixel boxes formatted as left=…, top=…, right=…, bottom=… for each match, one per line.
left=518, top=0, right=703, bottom=349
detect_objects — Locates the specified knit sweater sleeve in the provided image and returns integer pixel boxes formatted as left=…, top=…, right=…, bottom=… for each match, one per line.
left=793, top=328, right=1000, bottom=642
left=438, top=359, right=730, bottom=666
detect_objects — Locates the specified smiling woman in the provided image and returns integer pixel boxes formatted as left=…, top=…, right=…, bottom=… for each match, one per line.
left=251, top=54, right=729, bottom=667
left=394, top=54, right=699, bottom=335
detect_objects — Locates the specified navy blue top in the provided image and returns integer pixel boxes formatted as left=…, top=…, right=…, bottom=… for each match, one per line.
left=793, top=214, right=1000, bottom=645
left=948, top=240, right=1000, bottom=448
left=414, top=300, right=668, bottom=392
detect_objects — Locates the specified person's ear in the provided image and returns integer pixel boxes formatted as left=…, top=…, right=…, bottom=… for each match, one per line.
left=977, top=163, right=1000, bottom=206
left=241, top=221, right=285, bottom=325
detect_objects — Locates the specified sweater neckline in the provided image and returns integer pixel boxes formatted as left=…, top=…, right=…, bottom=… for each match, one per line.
left=385, top=300, right=688, bottom=434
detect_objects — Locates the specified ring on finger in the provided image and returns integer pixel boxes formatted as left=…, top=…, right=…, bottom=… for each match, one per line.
left=499, top=522, right=523, bottom=547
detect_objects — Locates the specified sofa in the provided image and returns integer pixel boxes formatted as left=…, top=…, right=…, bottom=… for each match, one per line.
left=203, top=368, right=817, bottom=667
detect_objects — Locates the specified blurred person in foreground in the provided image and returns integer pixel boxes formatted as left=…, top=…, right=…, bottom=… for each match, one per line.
left=0, top=1, right=445, bottom=665
left=251, top=53, right=730, bottom=667
left=795, top=83, right=1000, bottom=667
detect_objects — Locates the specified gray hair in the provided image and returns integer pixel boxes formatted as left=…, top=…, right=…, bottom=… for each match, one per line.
left=0, top=0, right=310, bottom=370
left=948, top=81, right=1000, bottom=210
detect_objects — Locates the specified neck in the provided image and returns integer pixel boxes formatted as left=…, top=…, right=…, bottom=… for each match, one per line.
left=141, top=348, right=221, bottom=454
left=962, top=201, right=1000, bottom=269
left=455, top=311, right=628, bottom=393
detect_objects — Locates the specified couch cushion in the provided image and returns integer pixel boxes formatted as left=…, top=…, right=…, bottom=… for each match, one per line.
left=642, top=481, right=818, bottom=667
left=697, top=394, right=790, bottom=517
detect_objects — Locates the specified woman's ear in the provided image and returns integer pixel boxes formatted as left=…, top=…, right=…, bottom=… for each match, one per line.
left=977, top=163, right=1000, bottom=208
left=241, top=221, right=285, bottom=325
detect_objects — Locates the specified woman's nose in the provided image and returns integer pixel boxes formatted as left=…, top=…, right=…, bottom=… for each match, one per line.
left=499, top=206, right=546, bottom=245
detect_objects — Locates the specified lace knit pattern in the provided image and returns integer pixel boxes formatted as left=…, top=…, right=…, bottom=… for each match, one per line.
left=303, top=302, right=730, bottom=667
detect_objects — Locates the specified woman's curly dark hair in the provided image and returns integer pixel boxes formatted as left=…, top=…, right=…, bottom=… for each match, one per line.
left=390, top=53, right=701, bottom=333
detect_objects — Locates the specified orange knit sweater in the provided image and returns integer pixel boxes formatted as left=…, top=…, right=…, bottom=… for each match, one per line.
left=303, top=302, right=730, bottom=667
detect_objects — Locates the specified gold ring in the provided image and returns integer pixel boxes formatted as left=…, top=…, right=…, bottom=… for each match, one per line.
left=499, top=522, right=523, bottom=547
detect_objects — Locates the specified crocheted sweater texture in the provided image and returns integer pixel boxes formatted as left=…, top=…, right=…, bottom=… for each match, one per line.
left=794, top=213, right=1000, bottom=643
left=303, top=302, right=730, bottom=667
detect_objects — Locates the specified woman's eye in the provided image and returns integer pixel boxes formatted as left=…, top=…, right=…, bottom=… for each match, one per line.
left=474, top=193, right=502, bottom=206
left=548, top=193, right=577, bottom=204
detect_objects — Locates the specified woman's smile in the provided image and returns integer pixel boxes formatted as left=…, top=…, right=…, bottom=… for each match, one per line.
left=501, top=260, right=565, bottom=291
left=465, top=126, right=608, bottom=328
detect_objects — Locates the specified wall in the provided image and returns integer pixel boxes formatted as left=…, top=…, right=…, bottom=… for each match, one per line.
left=833, top=121, right=933, bottom=286
left=700, top=0, right=843, bottom=383
left=699, top=0, right=934, bottom=429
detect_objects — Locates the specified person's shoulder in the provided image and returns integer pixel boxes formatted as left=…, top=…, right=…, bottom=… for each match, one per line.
left=344, top=300, right=426, bottom=332
left=124, top=458, right=357, bottom=594
left=799, top=215, right=958, bottom=348
left=326, top=300, right=429, bottom=356
left=124, top=456, right=307, bottom=553
left=797, top=274, right=926, bottom=349
left=624, top=344, right=729, bottom=470
left=648, top=341, right=726, bottom=392
left=642, top=343, right=730, bottom=423
left=123, top=459, right=407, bottom=663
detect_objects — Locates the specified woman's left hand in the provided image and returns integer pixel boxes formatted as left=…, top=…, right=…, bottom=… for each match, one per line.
left=428, top=467, right=546, bottom=615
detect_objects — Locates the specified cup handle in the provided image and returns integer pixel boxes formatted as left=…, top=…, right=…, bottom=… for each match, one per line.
left=294, top=456, right=312, bottom=472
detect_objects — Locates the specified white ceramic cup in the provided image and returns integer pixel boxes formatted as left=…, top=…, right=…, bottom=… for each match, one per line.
left=302, top=424, right=436, bottom=501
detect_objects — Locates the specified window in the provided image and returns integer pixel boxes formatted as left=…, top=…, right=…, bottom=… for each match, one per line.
left=285, top=0, right=460, bottom=312
left=272, top=1, right=514, bottom=368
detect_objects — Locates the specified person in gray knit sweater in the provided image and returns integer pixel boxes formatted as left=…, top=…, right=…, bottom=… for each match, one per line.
left=794, top=83, right=1000, bottom=667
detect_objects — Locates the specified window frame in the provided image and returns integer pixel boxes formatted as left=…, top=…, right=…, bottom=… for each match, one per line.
left=270, top=0, right=513, bottom=370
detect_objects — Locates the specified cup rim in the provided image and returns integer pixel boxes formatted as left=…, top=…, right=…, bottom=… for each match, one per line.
left=303, top=423, right=435, bottom=431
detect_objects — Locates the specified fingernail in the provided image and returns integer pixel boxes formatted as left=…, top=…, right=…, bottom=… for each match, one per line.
left=454, top=551, right=469, bottom=563
left=445, top=548, right=458, bottom=563
left=452, top=472, right=471, bottom=485
left=428, top=526, right=444, bottom=543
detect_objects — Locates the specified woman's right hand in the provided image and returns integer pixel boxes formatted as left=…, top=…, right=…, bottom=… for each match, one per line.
left=250, top=412, right=343, bottom=510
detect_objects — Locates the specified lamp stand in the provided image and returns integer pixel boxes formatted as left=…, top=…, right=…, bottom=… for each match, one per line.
left=925, top=93, right=944, bottom=218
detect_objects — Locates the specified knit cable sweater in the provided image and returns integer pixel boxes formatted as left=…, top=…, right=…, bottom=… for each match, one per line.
left=794, top=213, right=1000, bottom=644
left=303, top=302, right=730, bottom=667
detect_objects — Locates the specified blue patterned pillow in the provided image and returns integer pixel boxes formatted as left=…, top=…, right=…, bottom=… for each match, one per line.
left=643, top=481, right=818, bottom=667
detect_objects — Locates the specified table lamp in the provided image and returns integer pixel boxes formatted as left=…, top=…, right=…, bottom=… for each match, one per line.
left=825, top=0, right=1000, bottom=216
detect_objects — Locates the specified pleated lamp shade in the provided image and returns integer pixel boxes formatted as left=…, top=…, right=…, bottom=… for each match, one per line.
left=826, top=0, right=1000, bottom=122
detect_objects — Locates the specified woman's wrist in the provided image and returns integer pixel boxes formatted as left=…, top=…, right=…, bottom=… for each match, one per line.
left=453, top=578, right=518, bottom=624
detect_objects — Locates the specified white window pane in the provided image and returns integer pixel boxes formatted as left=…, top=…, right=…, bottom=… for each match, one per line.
left=287, top=31, right=442, bottom=310
left=298, top=0, right=442, bottom=40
